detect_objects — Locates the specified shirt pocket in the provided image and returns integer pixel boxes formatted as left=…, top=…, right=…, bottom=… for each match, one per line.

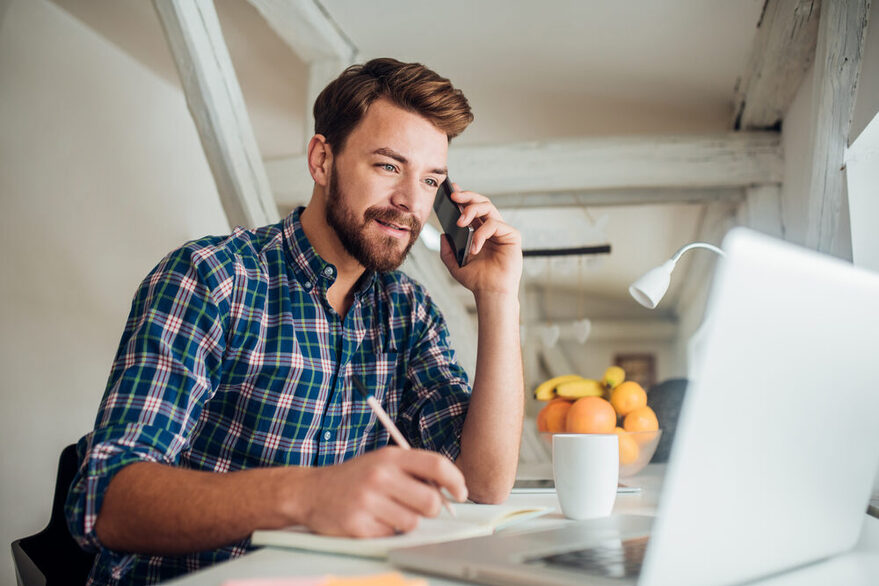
left=345, top=350, right=399, bottom=456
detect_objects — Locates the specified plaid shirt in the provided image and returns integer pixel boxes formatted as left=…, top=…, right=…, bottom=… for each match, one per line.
left=66, top=208, right=471, bottom=585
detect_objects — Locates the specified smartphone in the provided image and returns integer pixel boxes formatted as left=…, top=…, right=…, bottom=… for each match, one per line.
left=432, top=178, right=473, bottom=267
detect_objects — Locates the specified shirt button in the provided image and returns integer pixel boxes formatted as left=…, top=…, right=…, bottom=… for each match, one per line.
left=323, top=431, right=332, bottom=441
left=322, top=266, right=335, bottom=278
left=303, top=281, right=312, bottom=291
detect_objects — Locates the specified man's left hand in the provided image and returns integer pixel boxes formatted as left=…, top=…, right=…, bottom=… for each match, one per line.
left=439, top=184, right=522, bottom=298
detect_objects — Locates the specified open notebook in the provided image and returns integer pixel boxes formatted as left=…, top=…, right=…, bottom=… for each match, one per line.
left=251, top=503, right=552, bottom=559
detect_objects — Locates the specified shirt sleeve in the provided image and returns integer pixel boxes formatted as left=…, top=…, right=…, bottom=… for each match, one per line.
left=65, top=244, right=230, bottom=551
left=397, top=289, right=471, bottom=462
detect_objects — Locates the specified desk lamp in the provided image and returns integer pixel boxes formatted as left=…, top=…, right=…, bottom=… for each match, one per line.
left=628, top=242, right=726, bottom=309
left=628, top=241, right=726, bottom=376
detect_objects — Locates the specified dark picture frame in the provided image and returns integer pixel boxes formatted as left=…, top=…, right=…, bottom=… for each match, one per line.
left=614, top=353, right=656, bottom=389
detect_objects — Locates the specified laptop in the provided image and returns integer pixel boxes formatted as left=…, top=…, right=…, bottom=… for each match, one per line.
left=390, top=228, right=879, bottom=586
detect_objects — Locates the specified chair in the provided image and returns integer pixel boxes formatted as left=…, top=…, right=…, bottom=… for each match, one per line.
left=11, top=444, right=96, bottom=586
left=646, top=378, right=689, bottom=463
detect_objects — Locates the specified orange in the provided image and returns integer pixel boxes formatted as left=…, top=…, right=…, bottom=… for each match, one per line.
left=614, top=427, right=640, bottom=465
left=537, top=399, right=572, bottom=433
left=565, top=397, right=616, bottom=434
left=609, top=381, right=647, bottom=417
left=623, top=405, right=659, bottom=434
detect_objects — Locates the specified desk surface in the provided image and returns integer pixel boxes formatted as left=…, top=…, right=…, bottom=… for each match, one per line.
left=165, top=464, right=879, bottom=586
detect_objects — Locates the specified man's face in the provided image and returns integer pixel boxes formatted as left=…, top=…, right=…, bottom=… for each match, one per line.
left=324, top=99, right=449, bottom=272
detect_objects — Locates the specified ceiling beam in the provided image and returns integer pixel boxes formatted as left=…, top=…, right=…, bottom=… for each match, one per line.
left=245, top=0, right=356, bottom=63
left=245, top=0, right=357, bottom=147
left=447, top=133, right=783, bottom=195
left=526, top=319, right=678, bottom=343
left=265, top=132, right=783, bottom=207
left=153, top=0, right=279, bottom=228
left=493, top=187, right=745, bottom=209
left=806, top=0, right=871, bottom=255
left=732, top=0, right=822, bottom=130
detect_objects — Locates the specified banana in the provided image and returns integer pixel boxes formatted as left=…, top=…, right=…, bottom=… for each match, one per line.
left=602, top=365, right=626, bottom=389
left=533, top=374, right=584, bottom=401
left=556, top=378, right=605, bottom=399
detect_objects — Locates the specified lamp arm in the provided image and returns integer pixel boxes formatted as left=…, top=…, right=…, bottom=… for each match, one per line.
left=669, top=241, right=726, bottom=264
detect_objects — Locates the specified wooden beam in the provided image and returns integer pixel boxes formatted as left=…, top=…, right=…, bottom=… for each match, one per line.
left=245, top=0, right=356, bottom=146
left=525, top=319, right=678, bottom=343
left=733, top=0, right=821, bottom=130
left=153, top=0, right=279, bottom=228
left=245, top=0, right=356, bottom=63
left=265, top=132, right=783, bottom=206
left=447, top=133, right=783, bottom=195
left=806, top=0, right=871, bottom=254
left=737, top=184, right=785, bottom=238
left=493, top=187, right=745, bottom=209
left=588, top=319, right=678, bottom=342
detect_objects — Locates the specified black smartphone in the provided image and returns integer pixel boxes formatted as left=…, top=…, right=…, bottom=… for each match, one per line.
left=432, top=178, right=473, bottom=267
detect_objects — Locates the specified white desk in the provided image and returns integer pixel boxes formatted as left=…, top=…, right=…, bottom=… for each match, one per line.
left=165, top=465, right=879, bottom=585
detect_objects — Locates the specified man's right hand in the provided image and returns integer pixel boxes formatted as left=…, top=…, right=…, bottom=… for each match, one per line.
left=294, top=446, right=468, bottom=538
left=95, top=446, right=468, bottom=554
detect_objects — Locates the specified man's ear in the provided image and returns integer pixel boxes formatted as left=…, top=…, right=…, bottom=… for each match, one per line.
left=306, top=134, right=333, bottom=187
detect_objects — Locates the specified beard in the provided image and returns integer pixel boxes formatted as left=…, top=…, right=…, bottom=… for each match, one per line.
left=325, top=162, right=422, bottom=272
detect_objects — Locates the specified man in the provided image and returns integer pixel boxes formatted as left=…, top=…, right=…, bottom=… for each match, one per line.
left=66, top=58, right=523, bottom=585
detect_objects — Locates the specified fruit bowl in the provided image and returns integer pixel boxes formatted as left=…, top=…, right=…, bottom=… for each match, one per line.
left=540, top=429, right=662, bottom=478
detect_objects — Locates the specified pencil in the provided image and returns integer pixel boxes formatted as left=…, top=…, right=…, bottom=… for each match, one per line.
left=351, top=375, right=456, bottom=518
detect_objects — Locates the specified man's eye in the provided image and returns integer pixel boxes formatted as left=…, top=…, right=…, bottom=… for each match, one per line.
left=425, top=178, right=438, bottom=187
left=379, top=163, right=397, bottom=172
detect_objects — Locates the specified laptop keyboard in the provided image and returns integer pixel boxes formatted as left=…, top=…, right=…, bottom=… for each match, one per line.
left=527, top=535, right=649, bottom=579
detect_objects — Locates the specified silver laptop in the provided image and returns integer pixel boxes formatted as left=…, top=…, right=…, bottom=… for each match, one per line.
left=390, top=228, right=879, bottom=586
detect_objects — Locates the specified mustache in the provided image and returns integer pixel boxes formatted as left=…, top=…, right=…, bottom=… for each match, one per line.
left=364, top=207, right=421, bottom=233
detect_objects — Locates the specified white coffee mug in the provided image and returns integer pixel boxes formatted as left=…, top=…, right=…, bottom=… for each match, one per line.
left=553, top=433, right=619, bottom=520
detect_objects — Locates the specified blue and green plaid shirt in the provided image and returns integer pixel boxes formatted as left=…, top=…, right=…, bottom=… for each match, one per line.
left=66, top=208, right=471, bottom=585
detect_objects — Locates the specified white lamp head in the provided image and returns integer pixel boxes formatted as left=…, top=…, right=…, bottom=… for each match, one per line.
left=629, top=259, right=676, bottom=309
left=628, top=241, right=726, bottom=309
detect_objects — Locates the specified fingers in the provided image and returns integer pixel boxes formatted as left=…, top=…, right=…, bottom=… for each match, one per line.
left=447, top=183, right=521, bottom=258
left=387, top=467, right=446, bottom=519
left=469, top=217, right=522, bottom=257
left=393, top=448, right=469, bottom=504
left=367, top=494, right=422, bottom=536
left=450, top=183, right=503, bottom=225
left=301, top=448, right=467, bottom=539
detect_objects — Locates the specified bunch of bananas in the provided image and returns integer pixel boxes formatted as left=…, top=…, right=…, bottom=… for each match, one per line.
left=533, top=366, right=626, bottom=401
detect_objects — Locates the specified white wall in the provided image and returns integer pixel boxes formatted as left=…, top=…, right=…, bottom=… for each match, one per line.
left=0, top=1, right=229, bottom=582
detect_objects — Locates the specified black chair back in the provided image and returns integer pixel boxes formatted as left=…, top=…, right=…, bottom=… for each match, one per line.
left=11, top=444, right=96, bottom=586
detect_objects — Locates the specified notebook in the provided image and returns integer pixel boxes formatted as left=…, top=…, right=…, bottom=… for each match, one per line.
left=252, top=503, right=552, bottom=559
left=389, top=228, right=879, bottom=586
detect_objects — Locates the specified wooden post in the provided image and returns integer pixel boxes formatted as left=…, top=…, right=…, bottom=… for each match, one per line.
left=153, top=0, right=279, bottom=228
left=805, top=0, right=870, bottom=254
left=732, top=0, right=821, bottom=130
left=739, top=184, right=785, bottom=238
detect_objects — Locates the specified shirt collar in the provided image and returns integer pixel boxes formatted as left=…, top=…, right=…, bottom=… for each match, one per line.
left=282, top=207, right=377, bottom=296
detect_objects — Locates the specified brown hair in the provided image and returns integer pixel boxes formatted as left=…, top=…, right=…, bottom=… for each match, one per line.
left=313, top=58, right=473, bottom=153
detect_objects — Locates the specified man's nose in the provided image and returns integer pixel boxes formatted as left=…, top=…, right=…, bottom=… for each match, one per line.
left=390, top=173, right=423, bottom=213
